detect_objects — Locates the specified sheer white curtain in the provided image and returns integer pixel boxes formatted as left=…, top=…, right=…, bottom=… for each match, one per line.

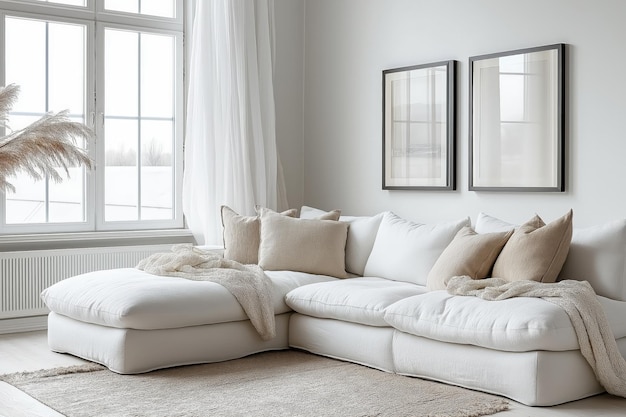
left=183, top=0, right=288, bottom=245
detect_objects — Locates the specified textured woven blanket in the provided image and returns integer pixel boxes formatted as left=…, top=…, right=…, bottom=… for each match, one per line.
left=137, top=244, right=275, bottom=340
left=446, top=275, right=626, bottom=398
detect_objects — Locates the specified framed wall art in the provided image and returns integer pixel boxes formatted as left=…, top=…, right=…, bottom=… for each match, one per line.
left=382, top=60, right=456, bottom=190
left=469, top=44, right=565, bottom=191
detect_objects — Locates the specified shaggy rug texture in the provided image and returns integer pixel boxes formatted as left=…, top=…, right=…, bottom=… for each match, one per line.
left=2, top=350, right=509, bottom=417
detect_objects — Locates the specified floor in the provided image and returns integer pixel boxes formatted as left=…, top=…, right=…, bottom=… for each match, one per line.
left=1, top=331, right=625, bottom=417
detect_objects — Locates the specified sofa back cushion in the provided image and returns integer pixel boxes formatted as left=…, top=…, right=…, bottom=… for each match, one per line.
left=558, top=219, right=626, bottom=301
left=363, top=212, right=470, bottom=285
left=258, top=208, right=349, bottom=278
left=474, top=212, right=517, bottom=234
left=300, top=206, right=385, bottom=276
left=340, top=214, right=385, bottom=276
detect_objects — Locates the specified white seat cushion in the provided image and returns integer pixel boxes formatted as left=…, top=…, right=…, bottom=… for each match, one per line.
left=285, top=277, right=427, bottom=327
left=384, top=291, right=626, bottom=352
left=385, top=292, right=576, bottom=352
left=41, top=268, right=337, bottom=330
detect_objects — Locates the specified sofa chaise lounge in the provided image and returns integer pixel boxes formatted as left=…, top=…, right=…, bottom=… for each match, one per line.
left=41, top=207, right=626, bottom=406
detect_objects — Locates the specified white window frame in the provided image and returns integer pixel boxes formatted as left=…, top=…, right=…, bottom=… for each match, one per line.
left=0, top=0, right=183, bottom=29
left=96, top=1, right=183, bottom=31
left=0, top=0, right=184, bottom=235
left=95, top=22, right=184, bottom=231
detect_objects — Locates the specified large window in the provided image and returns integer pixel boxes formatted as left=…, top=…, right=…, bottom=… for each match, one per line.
left=5, top=16, right=88, bottom=226
left=0, top=0, right=183, bottom=234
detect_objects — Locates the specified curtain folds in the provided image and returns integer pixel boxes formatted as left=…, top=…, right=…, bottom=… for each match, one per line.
left=183, top=0, right=288, bottom=245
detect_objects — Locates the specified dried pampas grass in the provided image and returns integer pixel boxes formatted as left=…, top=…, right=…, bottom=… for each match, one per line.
left=0, top=84, right=94, bottom=193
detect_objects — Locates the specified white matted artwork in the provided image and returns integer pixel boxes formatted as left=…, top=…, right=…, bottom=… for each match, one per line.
left=469, top=44, right=565, bottom=191
left=382, top=60, right=455, bottom=190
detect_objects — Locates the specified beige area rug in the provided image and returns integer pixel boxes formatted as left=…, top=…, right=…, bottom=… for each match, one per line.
left=1, top=350, right=508, bottom=417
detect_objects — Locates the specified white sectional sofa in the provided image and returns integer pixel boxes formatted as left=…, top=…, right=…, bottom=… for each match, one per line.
left=41, top=207, right=626, bottom=407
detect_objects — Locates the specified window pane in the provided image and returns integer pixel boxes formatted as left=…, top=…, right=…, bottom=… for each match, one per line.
left=49, top=167, right=85, bottom=222
left=105, top=0, right=175, bottom=18
left=141, top=120, right=172, bottom=220
left=49, top=23, right=85, bottom=114
left=105, top=165, right=139, bottom=222
left=105, top=118, right=138, bottom=221
left=6, top=17, right=46, bottom=115
left=4, top=17, right=87, bottom=226
left=5, top=178, right=46, bottom=224
left=104, top=0, right=138, bottom=14
left=140, top=0, right=175, bottom=19
left=105, top=29, right=138, bottom=117
left=141, top=33, right=174, bottom=118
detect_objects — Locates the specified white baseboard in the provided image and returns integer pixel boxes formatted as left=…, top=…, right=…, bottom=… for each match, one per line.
left=0, top=315, right=47, bottom=335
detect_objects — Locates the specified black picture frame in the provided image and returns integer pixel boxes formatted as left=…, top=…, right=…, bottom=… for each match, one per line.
left=382, top=60, right=456, bottom=190
left=469, top=44, right=565, bottom=192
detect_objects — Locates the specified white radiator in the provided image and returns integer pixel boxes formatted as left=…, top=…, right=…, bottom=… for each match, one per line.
left=0, top=245, right=173, bottom=321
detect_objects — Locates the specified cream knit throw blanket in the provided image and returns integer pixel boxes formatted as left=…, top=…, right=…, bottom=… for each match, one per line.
left=446, top=275, right=626, bottom=398
left=137, top=244, right=275, bottom=341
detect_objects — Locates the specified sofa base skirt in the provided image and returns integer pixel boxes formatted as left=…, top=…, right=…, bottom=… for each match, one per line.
left=288, top=314, right=624, bottom=407
left=48, top=312, right=290, bottom=374
left=288, top=313, right=395, bottom=372
left=392, top=330, right=613, bottom=406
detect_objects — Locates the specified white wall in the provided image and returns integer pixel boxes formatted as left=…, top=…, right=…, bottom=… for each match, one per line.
left=300, top=0, right=626, bottom=227
left=274, top=0, right=306, bottom=209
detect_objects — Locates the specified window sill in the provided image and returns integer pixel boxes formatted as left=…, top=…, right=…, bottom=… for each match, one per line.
left=0, top=229, right=196, bottom=252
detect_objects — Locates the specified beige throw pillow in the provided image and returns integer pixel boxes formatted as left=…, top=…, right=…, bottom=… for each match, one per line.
left=258, top=208, right=348, bottom=278
left=311, top=209, right=342, bottom=221
left=426, top=227, right=513, bottom=290
left=492, top=210, right=573, bottom=283
left=297, top=205, right=342, bottom=221
left=221, top=206, right=296, bottom=264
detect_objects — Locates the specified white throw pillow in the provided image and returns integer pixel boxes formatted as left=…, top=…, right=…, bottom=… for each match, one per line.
left=558, top=219, right=626, bottom=301
left=363, top=212, right=470, bottom=285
